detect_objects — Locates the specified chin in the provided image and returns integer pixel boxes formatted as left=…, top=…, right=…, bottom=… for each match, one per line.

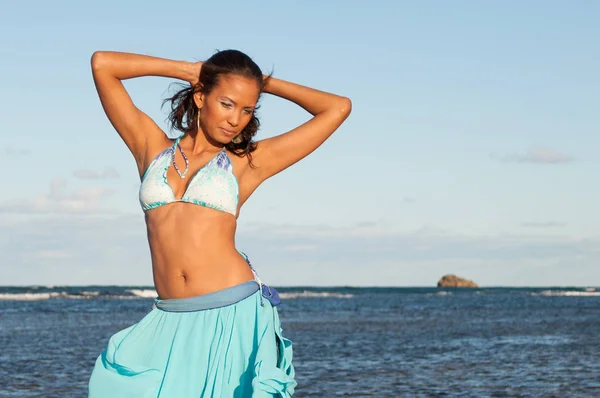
left=206, top=131, right=229, bottom=145
left=218, top=132, right=237, bottom=143
left=220, top=135, right=234, bottom=145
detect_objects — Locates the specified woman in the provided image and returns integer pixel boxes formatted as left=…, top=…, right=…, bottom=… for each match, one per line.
left=87, top=49, right=351, bottom=397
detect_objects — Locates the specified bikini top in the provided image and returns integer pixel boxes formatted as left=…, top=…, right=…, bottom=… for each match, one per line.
left=139, top=136, right=238, bottom=216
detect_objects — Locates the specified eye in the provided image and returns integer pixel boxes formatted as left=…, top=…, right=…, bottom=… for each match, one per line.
left=221, top=102, right=233, bottom=108
left=243, top=109, right=254, bottom=115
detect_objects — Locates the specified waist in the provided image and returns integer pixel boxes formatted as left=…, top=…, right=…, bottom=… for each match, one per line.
left=144, top=210, right=252, bottom=298
left=146, top=215, right=241, bottom=269
left=155, top=280, right=259, bottom=312
left=153, top=258, right=254, bottom=297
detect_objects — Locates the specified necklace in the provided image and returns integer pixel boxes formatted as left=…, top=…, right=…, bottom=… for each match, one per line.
left=172, top=143, right=189, bottom=178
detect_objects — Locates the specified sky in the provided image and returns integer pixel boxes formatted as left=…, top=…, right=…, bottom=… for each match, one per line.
left=0, top=1, right=599, bottom=287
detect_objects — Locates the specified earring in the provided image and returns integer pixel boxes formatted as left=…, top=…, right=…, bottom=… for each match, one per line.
left=232, top=134, right=243, bottom=144
left=196, top=111, right=201, bottom=131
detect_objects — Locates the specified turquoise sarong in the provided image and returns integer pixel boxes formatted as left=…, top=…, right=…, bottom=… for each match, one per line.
left=88, top=281, right=296, bottom=397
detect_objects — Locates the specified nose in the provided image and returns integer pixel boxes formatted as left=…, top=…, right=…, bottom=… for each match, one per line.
left=228, top=111, right=241, bottom=127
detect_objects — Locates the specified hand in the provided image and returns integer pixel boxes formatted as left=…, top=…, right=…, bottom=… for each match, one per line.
left=188, top=61, right=203, bottom=87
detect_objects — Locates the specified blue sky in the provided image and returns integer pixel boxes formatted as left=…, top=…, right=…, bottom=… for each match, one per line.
left=1, top=1, right=598, bottom=286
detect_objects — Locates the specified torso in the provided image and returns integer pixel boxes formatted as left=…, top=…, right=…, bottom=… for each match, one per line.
left=139, top=135, right=259, bottom=299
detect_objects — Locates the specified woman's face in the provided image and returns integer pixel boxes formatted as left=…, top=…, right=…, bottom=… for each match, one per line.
left=194, top=74, right=260, bottom=144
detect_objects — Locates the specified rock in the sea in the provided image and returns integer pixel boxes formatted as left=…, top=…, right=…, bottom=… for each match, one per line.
left=437, top=274, right=478, bottom=288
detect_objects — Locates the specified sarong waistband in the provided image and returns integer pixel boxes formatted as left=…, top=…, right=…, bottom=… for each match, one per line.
left=155, top=280, right=259, bottom=312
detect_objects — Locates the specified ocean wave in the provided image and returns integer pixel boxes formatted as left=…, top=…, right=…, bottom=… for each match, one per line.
left=0, top=292, right=97, bottom=301
left=425, top=291, right=453, bottom=296
left=0, top=289, right=354, bottom=301
left=80, top=291, right=101, bottom=297
left=533, top=290, right=600, bottom=297
left=0, top=290, right=142, bottom=301
left=127, top=289, right=158, bottom=298
left=278, top=291, right=354, bottom=299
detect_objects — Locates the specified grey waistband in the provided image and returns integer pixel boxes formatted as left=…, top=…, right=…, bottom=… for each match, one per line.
left=154, top=280, right=259, bottom=312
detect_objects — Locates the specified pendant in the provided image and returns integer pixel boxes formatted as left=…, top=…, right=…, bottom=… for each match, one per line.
left=172, top=143, right=189, bottom=178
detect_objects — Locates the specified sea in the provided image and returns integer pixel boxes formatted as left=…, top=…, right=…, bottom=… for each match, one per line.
left=1, top=285, right=599, bottom=397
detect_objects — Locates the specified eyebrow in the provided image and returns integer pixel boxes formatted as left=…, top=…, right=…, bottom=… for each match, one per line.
left=221, top=96, right=255, bottom=110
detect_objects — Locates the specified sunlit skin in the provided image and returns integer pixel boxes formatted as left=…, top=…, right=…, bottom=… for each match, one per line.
left=90, top=51, right=352, bottom=299
left=193, top=75, right=260, bottom=149
left=145, top=76, right=261, bottom=299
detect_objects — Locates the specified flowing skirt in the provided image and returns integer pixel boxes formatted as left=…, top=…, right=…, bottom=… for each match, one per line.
left=88, top=281, right=296, bottom=397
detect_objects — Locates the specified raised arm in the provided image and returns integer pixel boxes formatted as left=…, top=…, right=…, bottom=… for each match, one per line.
left=90, top=51, right=200, bottom=166
left=251, top=76, right=352, bottom=182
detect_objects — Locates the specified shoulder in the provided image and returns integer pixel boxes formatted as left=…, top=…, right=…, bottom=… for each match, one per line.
left=138, top=130, right=175, bottom=175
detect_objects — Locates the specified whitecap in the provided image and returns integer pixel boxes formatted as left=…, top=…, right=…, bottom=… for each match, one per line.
left=279, top=291, right=353, bottom=299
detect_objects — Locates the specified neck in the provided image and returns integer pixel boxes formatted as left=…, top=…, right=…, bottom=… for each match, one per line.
left=180, top=128, right=224, bottom=155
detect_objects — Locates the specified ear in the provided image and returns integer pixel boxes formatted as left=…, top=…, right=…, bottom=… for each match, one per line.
left=193, top=89, right=205, bottom=110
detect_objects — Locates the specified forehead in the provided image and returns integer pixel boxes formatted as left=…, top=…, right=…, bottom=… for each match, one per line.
left=211, top=74, right=260, bottom=105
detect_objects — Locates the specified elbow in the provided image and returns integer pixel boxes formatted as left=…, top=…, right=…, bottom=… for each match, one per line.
left=337, top=97, right=352, bottom=119
left=90, top=51, right=107, bottom=72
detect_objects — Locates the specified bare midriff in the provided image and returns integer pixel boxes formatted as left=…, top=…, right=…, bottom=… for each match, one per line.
left=145, top=203, right=254, bottom=300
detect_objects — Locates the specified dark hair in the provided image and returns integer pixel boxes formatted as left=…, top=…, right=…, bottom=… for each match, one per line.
left=163, top=49, right=270, bottom=164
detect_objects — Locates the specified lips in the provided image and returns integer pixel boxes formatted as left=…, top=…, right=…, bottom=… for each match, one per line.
left=220, top=127, right=236, bottom=136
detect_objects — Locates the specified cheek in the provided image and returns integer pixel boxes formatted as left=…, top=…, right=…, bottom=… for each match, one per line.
left=202, top=105, right=223, bottom=124
left=216, top=106, right=234, bottom=123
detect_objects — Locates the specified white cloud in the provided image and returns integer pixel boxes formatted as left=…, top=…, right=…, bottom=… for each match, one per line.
left=2, top=148, right=31, bottom=156
left=521, top=221, right=567, bottom=228
left=2, top=216, right=596, bottom=286
left=274, top=244, right=318, bottom=252
left=73, top=167, right=121, bottom=180
left=492, top=147, right=575, bottom=164
left=34, top=250, right=75, bottom=259
left=0, top=178, right=116, bottom=215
